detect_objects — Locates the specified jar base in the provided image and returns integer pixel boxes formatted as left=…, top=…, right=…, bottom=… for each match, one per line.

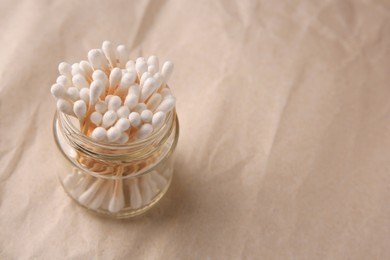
left=59, top=174, right=173, bottom=219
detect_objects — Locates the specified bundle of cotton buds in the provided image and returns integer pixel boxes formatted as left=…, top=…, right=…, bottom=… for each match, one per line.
left=51, top=41, right=176, bottom=144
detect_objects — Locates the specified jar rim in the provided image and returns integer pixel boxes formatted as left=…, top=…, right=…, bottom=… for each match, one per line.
left=58, top=108, right=176, bottom=151
left=53, top=113, right=180, bottom=179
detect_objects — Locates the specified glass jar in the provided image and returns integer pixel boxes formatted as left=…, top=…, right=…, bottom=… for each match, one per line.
left=52, top=109, right=179, bottom=218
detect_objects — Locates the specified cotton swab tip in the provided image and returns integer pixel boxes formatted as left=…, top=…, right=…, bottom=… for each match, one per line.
left=91, top=127, right=107, bottom=141
left=107, top=126, right=121, bottom=142
left=73, top=100, right=87, bottom=119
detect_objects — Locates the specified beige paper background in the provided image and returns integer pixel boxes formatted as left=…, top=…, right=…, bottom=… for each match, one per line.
left=1, top=0, right=390, bottom=259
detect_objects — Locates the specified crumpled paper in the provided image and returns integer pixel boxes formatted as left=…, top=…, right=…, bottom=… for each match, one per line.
left=1, top=0, right=390, bottom=258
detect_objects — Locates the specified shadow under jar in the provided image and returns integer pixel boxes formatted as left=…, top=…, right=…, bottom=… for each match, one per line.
left=53, top=109, right=179, bottom=218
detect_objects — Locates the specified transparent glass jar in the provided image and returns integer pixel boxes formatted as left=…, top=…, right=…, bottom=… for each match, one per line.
left=52, top=109, right=179, bottom=218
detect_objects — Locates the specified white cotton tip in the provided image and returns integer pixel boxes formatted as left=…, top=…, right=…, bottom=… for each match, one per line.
left=89, top=80, right=104, bottom=105
left=107, top=126, right=121, bottom=142
left=136, top=57, right=145, bottom=63
left=140, top=109, right=153, bottom=123
left=124, top=95, right=138, bottom=110
left=161, top=61, right=174, bottom=82
left=92, top=70, right=108, bottom=84
left=57, top=99, right=73, bottom=115
left=148, top=65, right=157, bottom=75
left=95, top=101, right=107, bottom=114
left=88, top=49, right=109, bottom=71
left=135, top=103, right=147, bottom=114
left=140, top=176, right=154, bottom=204
left=140, top=77, right=158, bottom=102
left=66, top=87, right=80, bottom=101
left=154, top=72, right=164, bottom=90
left=102, top=110, right=118, bottom=128
left=91, top=127, right=107, bottom=141
left=108, top=181, right=125, bottom=213
left=116, top=45, right=129, bottom=68
left=135, top=59, right=147, bottom=77
left=56, top=75, right=71, bottom=87
left=79, top=60, right=93, bottom=78
left=51, top=83, right=67, bottom=99
left=136, top=124, right=153, bottom=139
left=140, top=72, right=152, bottom=86
left=116, top=73, right=135, bottom=95
left=127, top=69, right=137, bottom=82
left=101, top=182, right=113, bottom=210
left=128, top=112, right=141, bottom=127
left=88, top=182, right=110, bottom=210
left=71, top=63, right=84, bottom=76
left=73, top=100, right=87, bottom=120
left=72, top=74, right=89, bottom=89
left=117, top=106, right=130, bottom=118
left=72, top=175, right=94, bottom=198
left=90, top=111, right=102, bottom=126
left=108, top=95, right=122, bottom=111
left=156, top=97, right=176, bottom=113
left=126, top=60, right=135, bottom=70
left=160, top=87, right=172, bottom=98
left=117, top=132, right=129, bottom=144
left=102, top=41, right=117, bottom=67
left=146, top=93, right=162, bottom=111
left=115, top=118, right=130, bottom=131
left=129, top=179, right=142, bottom=209
left=63, top=172, right=80, bottom=190
left=109, top=67, right=122, bottom=91
left=79, top=88, right=90, bottom=104
left=147, top=56, right=159, bottom=71
left=150, top=171, right=168, bottom=189
left=152, top=111, right=166, bottom=130
left=127, top=84, right=140, bottom=98
left=78, top=179, right=104, bottom=206
left=105, top=95, right=113, bottom=104
left=58, top=62, right=71, bottom=78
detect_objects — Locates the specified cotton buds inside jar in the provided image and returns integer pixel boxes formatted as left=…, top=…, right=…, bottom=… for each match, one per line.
left=52, top=41, right=179, bottom=218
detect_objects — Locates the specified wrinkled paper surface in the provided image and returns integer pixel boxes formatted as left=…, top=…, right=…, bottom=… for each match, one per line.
left=1, top=0, right=390, bottom=258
